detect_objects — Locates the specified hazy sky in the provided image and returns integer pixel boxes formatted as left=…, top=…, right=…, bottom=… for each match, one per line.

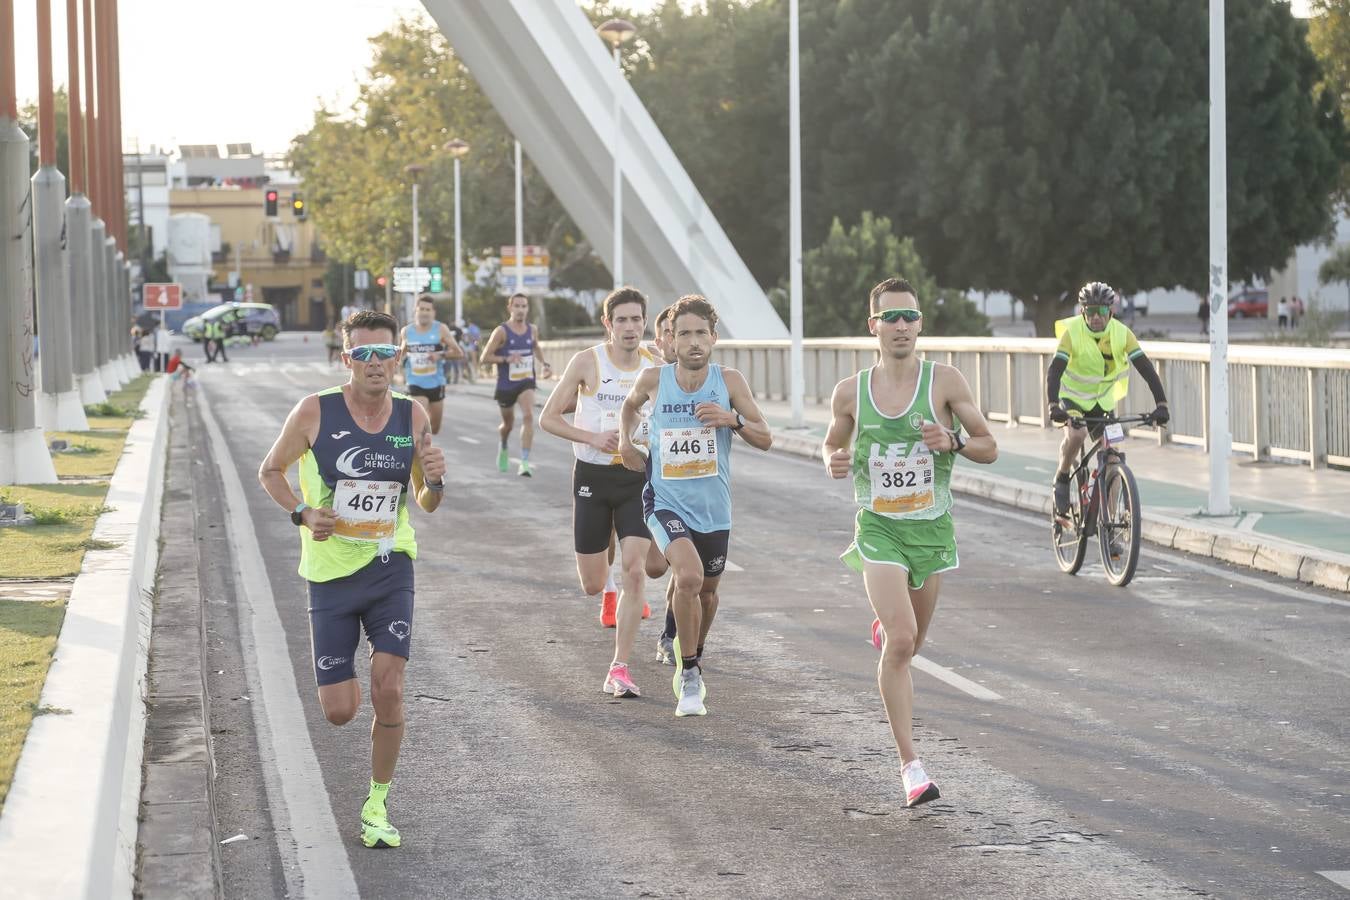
left=13, top=0, right=1313, bottom=158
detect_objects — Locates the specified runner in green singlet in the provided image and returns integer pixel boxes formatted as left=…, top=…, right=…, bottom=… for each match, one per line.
left=822, top=277, right=998, bottom=808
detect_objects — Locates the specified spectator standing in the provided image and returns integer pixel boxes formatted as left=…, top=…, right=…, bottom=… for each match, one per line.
left=1278, top=297, right=1291, bottom=329
left=1292, top=295, right=1304, bottom=326
left=1198, top=295, right=1210, bottom=336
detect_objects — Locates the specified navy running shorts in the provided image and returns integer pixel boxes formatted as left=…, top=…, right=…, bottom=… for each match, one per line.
left=306, top=552, right=415, bottom=686
left=494, top=380, right=536, bottom=408
left=646, top=509, right=729, bottom=578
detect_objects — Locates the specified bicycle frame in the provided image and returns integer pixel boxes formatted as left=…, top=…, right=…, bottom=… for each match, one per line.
left=1063, top=413, right=1153, bottom=527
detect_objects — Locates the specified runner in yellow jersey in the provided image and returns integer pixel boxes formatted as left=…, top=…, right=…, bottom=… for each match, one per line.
left=258, top=309, right=448, bottom=849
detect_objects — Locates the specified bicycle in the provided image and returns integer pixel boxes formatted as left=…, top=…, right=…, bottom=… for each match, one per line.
left=1050, top=411, right=1160, bottom=587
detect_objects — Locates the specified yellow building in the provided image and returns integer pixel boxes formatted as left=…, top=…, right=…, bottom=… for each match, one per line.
left=169, top=185, right=329, bottom=329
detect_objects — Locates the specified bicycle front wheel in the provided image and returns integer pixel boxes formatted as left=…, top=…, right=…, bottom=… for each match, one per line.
left=1052, top=470, right=1090, bottom=575
left=1098, top=463, right=1142, bottom=586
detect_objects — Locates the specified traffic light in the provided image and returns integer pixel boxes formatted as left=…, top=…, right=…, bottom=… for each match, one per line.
left=264, top=189, right=278, bottom=217
left=292, top=193, right=306, bottom=220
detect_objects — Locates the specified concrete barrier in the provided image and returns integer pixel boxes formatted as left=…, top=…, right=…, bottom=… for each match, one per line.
left=0, top=375, right=171, bottom=899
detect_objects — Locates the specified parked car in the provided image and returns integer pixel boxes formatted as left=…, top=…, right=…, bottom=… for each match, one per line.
left=182, top=302, right=281, bottom=341
left=1228, top=288, right=1268, bottom=319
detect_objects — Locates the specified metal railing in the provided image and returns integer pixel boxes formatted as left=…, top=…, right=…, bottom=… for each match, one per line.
left=540, top=336, right=1350, bottom=470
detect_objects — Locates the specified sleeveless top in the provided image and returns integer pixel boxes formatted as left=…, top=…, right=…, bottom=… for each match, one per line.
left=297, top=387, right=418, bottom=582
left=403, top=322, right=446, bottom=389
left=495, top=322, right=536, bottom=390
left=573, top=343, right=657, bottom=465
left=647, top=363, right=733, bottom=532
left=850, top=361, right=954, bottom=521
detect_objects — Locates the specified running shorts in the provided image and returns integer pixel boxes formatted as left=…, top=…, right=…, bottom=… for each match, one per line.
left=306, top=552, right=415, bottom=686
left=841, top=508, right=958, bottom=590
left=647, top=508, right=729, bottom=578
left=494, top=380, right=536, bottom=408
left=573, top=460, right=650, bottom=554
left=408, top=383, right=446, bottom=403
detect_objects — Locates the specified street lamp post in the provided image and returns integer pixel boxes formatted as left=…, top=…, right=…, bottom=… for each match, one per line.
left=445, top=139, right=470, bottom=326
left=788, top=0, right=805, bottom=428
left=405, top=163, right=425, bottom=325
left=1206, top=0, right=1232, bottom=516
left=598, top=18, right=636, bottom=289
left=514, top=140, right=524, bottom=294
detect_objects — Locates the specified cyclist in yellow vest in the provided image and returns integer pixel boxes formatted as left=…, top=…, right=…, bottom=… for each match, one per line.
left=1046, top=281, right=1169, bottom=515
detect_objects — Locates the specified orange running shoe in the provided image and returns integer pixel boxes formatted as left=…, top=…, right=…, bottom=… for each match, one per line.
left=600, top=590, right=618, bottom=627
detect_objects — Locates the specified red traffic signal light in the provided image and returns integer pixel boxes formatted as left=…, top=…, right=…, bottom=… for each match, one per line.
left=376, top=275, right=387, bottom=287
left=265, top=189, right=279, bottom=217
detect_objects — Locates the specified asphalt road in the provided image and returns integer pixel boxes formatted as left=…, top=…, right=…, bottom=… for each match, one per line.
left=177, top=335, right=1349, bottom=899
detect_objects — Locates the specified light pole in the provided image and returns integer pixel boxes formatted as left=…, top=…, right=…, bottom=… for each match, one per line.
left=598, top=18, right=636, bottom=289
left=405, top=162, right=425, bottom=325
left=1206, top=0, right=1232, bottom=516
left=514, top=140, right=524, bottom=293
left=788, top=0, right=805, bottom=427
left=445, top=139, right=470, bottom=326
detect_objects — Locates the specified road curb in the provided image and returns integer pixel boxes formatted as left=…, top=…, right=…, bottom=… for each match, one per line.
left=0, top=375, right=172, bottom=899
left=768, top=426, right=1350, bottom=593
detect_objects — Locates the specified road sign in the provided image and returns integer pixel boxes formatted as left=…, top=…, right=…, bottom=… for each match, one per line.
left=392, top=265, right=438, bottom=293
left=428, top=265, right=443, bottom=293
left=497, top=272, right=550, bottom=296
left=142, top=283, right=182, bottom=310
left=354, top=269, right=370, bottom=291
left=501, top=244, right=548, bottom=258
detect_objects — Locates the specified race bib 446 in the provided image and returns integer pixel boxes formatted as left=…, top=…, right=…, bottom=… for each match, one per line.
left=661, top=427, right=717, bottom=480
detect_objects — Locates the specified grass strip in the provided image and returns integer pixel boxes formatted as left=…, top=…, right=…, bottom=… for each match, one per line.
left=0, top=599, right=67, bottom=815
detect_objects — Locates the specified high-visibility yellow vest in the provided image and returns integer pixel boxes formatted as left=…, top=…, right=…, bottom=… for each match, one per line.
left=1054, top=316, right=1131, bottom=411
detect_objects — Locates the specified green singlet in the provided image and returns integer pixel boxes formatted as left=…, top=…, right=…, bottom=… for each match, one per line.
left=841, top=361, right=960, bottom=589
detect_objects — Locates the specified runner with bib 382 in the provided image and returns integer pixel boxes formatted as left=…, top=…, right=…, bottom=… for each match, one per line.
left=821, top=277, right=997, bottom=809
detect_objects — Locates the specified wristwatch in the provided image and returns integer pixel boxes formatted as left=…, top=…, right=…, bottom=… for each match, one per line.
left=950, top=429, right=966, bottom=452
left=290, top=502, right=309, bottom=526
left=425, top=479, right=445, bottom=493
left=733, top=412, right=746, bottom=431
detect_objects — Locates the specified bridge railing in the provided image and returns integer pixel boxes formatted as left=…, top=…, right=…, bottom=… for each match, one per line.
left=539, top=337, right=1350, bottom=470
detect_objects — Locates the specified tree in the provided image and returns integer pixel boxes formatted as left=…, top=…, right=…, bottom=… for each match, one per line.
left=1308, top=0, right=1350, bottom=209
left=288, top=18, right=597, bottom=295
left=784, top=212, right=988, bottom=337
left=1321, top=242, right=1350, bottom=285
left=800, top=0, right=1347, bottom=335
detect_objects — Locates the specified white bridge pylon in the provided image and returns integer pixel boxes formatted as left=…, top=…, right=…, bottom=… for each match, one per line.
left=422, top=0, right=789, bottom=339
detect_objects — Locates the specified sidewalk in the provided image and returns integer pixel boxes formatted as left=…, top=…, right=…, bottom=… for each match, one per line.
left=757, top=396, right=1350, bottom=591
left=475, top=375, right=1350, bottom=592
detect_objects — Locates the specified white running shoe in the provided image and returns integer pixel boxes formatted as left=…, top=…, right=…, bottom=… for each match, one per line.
left=675, top=667, right=707, bottom=717
left=902, top=758, right=941, bottom=808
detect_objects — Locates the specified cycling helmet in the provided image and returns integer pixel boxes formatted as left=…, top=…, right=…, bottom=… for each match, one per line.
left=1077, top=281, right=1118, bottom=308
left=1077, top=281, right=1116, bottom=334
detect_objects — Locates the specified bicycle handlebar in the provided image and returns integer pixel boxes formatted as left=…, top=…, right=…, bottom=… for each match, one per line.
left=1067, top=412, right=1158, bottom=429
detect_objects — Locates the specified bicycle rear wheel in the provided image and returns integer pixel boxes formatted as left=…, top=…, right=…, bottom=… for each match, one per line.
left=1052, top=470, right=1090, bottom=574
left=1098, top=463, right=1142, bottom=586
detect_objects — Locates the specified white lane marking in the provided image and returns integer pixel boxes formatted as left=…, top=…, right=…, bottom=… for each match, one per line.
left=723, top=560, right=744, bottom=572
left=1238, top=512, right=1263, bottom=532
left=912, top=654, right=1003, bottom=701
left=954, top=498, right=1350, bottom=611
left=1318, top=871, right=1350, bottom=891
left=197, top=386, right=359, bottom=898
left=458, top=436, right=481, bottom=444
